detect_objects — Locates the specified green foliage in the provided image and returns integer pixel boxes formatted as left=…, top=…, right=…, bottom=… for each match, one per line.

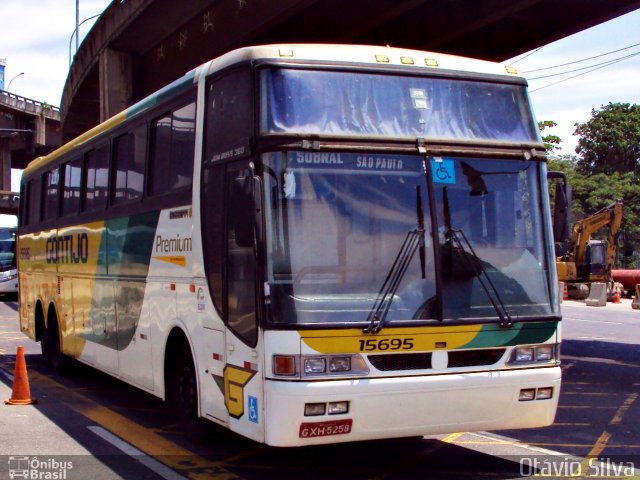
left=538, top=120, right=562, bottom=153
left=574, top=103, right=640, bottom=176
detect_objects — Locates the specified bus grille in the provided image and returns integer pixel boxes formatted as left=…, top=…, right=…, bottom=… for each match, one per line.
left=448, top=348, right=506, bottom=367
left=368, top=348, right=506, bottom=371
left=368, top=352, right=432, bottom=371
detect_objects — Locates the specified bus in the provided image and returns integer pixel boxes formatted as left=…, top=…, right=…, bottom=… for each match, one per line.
left=18, top=44, right=561, bottom=446
left=0, top=227, right=18, bottom=298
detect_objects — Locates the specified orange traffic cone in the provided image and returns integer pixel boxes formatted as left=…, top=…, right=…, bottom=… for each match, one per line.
left=612, top=290, right=621, bottom=303
left=5, top=345, right=37, bottom=405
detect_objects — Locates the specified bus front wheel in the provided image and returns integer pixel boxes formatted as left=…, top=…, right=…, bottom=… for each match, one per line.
left=175, top=344, right=208, bottom=443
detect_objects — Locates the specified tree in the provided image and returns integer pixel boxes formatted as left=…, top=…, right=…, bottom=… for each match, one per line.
left=538, top=120, right=562, bottom=154
left=574, top=103, right=640, bottom=176
left=542, top=117, right=640, bottom=268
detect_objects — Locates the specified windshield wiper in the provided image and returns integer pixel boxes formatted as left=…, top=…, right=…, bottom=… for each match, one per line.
left=363, top=187, right=425, bottom=334
left=446, top=228, right=514, bottom=328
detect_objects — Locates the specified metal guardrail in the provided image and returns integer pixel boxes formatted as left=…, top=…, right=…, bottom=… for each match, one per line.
left=0, top=90, right=60, bottom=120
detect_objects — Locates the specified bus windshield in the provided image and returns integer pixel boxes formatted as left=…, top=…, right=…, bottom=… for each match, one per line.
left=262, top=152, right=552, bottom=326
left=260, top=68, right=540, bottom=143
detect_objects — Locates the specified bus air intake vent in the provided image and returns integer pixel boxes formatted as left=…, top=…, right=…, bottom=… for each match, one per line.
left=447, top=348, right=506, bottom=367
left=368, top=352, right=432, bottom=371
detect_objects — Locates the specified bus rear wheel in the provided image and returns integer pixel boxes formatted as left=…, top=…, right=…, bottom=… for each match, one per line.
left=175, top=344, right=208, bottom=443
left=44, top=314, right=67, bottom=373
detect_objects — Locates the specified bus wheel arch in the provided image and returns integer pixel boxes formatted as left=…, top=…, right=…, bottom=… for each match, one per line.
left=164, top=327, right=208, bottom=443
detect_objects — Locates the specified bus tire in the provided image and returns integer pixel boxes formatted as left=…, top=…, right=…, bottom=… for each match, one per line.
left=46, top=310, right=67, bottom=373
left=175, top=343, right=208, bottom=443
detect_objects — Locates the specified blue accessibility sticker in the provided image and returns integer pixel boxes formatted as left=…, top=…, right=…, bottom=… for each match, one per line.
left=431, top=158, right=456, bottom=184
left=248, top=395, right=259, bottom=424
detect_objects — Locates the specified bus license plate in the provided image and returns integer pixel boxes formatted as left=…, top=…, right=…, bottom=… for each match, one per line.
left=299, top=419, right=352, bottom=438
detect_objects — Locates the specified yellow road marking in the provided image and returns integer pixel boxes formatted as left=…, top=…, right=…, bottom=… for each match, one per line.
left=580, top=392, right=639, bottom=475
left=29, top=371, right=248, bottom=480
left=453, top=440, right=640, bottom=448
left=611, top=393, right=638, bottom=426
left=441, top=432, right=464, bottom=443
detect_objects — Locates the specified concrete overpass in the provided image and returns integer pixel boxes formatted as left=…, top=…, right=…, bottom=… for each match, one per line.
left=0, top=90, right=61, bottom=190
left=62, top=0, right=640, bottom=142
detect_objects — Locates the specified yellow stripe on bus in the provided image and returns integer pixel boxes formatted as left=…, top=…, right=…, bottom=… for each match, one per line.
left=300, top=325, right=482, bottom=354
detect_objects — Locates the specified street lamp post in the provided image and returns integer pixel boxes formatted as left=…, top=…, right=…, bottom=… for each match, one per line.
left=7, top=72, right=24, bottom=91
left=68, top=13, right=102, bottom=66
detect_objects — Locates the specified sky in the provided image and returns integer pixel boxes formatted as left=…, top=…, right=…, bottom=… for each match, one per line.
left=505, top=8, right=640, bottom=156
left=1, top=1, right=639, bottom=224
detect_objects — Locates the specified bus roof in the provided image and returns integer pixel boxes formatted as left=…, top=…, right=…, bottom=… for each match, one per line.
left=203, top=44, right=523, bottom=79
left=23, top=44, right=523, bottom=178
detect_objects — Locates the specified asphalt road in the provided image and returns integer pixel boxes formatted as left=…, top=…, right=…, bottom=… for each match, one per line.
left=0, top=298, right=638, bottom=480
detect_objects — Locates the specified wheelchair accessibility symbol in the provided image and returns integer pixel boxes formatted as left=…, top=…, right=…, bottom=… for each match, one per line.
left=431, top=158, right=456, bottom=184
left=248, top=395, right=259, bottom=424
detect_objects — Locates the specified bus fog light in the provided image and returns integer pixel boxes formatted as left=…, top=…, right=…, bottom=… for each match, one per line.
left=304, top=357, right=326, bottom=374
left=329, top=356, right=351, bottom=372
left=273, top=355, right=297, bottom=376
left=304, top=403, right=326, bottom=416
left=519, top=388, right=536, bottom=401
left=537, top=387, right=553, bottom=400
left=328, top=401, right=349, bottom=415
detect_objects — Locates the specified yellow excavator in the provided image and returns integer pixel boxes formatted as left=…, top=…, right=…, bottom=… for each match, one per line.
left=548, top=172, right=623, bottom=299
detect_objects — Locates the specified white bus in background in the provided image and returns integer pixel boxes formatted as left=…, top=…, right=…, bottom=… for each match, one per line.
left=0, top=227, right=18, bottom=298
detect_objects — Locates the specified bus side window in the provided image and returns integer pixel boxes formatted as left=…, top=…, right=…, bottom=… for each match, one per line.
left=149, top=100, right=196, bottom=195
left=201, top=163, right=225, bottom=315
left=61, top=157, right=82, bottom=217
left=203, top=68, right=253, bottom=164
left=42, top=168, right=60, bottom=222
left=112, top=124, right=146, bottom=205
left=84, top=144, right=110, bottom=212
left=24, top=178, right=40, bottom=226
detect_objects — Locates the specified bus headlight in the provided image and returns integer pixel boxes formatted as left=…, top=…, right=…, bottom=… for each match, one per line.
left=304, top=357, right=327, bottom=374
left=0, top=271, right=17, bottom=281
left=328, top=356, right=351, bottom=372
left=535, top=345, right=555, bottom=362
left=507, top=344, right=558, bottom=366
left=273, top=354, right=369, bottom=378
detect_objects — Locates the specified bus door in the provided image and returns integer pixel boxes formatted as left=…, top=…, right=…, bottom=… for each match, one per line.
left=223, top=162, right=264, bottom=442
left=200, top=160, right=264, bottom=442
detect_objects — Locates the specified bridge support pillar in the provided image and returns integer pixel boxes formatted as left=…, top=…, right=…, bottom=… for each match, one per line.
left=99, top=48, right=132, bottom=122
left=0, top=139, right=11, bottom=191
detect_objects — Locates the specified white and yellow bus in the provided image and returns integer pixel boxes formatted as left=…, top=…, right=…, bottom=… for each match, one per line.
left=18, top=44, right=561, bottom=446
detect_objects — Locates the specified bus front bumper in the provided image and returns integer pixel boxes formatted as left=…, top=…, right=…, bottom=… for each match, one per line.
left=264, top=366, right=561, bottom=447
